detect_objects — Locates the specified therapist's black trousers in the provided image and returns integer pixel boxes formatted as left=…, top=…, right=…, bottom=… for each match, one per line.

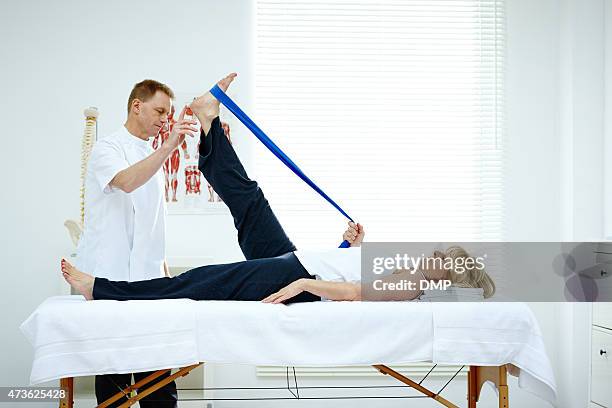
left=93, top=117, right=319, bottom=303
left=95, top=371, right=176, bottom=408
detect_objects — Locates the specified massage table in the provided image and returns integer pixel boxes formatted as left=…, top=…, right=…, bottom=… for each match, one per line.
left=21, top=297, right=557, bottom=407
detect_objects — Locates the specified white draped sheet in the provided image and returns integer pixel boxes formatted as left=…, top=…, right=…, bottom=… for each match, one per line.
left=20, top=296, right=556, bottom=404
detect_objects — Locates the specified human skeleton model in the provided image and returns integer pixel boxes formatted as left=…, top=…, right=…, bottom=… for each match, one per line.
left=64, top=107, right=98, bottom=246
left=152, top=106, right=188, bottom=202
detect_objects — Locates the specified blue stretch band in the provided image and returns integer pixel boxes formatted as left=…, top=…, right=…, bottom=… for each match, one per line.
left=210, top=84, right=353, bottom=248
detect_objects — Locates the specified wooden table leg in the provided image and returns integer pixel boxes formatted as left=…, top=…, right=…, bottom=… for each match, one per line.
left=373, top=365, right=460, bottom=408
left=468, top=366, right=478, bottom=408
left=469, top=365, right=509, bottom=408
left=498, top=383, right=509, bottom=408
left=59, top=377, right=74, bottom=408
left=117, top=364, right=202, bottom=408
left=97, top=369, right=171, bottom=408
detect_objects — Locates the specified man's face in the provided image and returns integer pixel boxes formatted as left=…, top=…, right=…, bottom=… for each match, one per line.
left=137, top=91, right=172, bottom=137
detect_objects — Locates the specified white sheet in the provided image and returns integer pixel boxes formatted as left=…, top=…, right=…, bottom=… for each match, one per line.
left=431, top=302, right=557, bottom=404
left=20, top=296, right=557, bottom=404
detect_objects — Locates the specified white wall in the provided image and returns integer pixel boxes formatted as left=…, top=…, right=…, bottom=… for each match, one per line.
left=505, top=0, right=563, bottom=241
left=559, top=0, right=605, bottom=241
left=0, top=0, right=253, bottom=404
left=556, top=1, right=606, bottom=407
left=556, top=303, right=592, bottom=408
left=604, top=0, right=612, bottom=237
left=505, top=0, right=606, bottom=243
left=0, top=0, right=607, bottom=407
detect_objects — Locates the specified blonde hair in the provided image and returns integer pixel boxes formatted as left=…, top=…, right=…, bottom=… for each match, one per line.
left=444, top=245, right=496, bottom=299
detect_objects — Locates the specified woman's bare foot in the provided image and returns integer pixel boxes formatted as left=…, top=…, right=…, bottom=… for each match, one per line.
left=190, top=73, right=237, bottom=133
left=61, top=258, right=95, bottom=300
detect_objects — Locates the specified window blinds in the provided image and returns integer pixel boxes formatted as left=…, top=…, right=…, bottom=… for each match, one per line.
left=253, top=0, right=505, bottom=248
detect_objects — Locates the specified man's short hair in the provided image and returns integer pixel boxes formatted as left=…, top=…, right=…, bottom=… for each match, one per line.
left=127, top=79, right=175, bottom=114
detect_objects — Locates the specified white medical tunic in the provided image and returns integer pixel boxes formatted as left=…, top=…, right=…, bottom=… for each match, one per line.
left=76, top=126, right=166, bottom=282
left=294, top=247, right=362, bottom=283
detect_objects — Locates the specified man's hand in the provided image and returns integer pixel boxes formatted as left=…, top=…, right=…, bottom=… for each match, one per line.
left=342, top=221, right=365, bottom=247
left=165, top=106, right=199, bottom=151
left=109, top=106, right=198, bottom=194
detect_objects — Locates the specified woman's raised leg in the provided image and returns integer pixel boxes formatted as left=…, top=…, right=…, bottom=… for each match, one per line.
left=191, top=75, right=296, bottom=260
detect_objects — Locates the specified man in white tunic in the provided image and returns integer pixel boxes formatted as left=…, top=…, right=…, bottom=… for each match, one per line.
left=76, top=79, right=198, bottom=407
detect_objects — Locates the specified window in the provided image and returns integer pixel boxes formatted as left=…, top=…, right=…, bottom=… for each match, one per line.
left=254, top=0, right=505, bottom=248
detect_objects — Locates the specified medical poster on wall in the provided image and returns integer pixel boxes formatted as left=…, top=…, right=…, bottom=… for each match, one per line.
left=150, top=93, right=233, bottom=214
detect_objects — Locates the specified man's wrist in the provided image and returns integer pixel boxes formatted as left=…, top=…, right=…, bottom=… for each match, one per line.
left=158, top=142, right=175, bottom=157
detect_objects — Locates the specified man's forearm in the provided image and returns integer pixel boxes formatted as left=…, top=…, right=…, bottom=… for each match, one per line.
left=111, top=144, right=173, bottom=193
left=300, top=279, right=361, bottom=301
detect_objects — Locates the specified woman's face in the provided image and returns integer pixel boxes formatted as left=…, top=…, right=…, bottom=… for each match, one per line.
left=421, top=250, right=451, bottom=280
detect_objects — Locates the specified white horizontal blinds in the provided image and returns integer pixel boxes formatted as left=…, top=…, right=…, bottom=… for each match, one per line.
left=254, top=0, right=505, bottom=248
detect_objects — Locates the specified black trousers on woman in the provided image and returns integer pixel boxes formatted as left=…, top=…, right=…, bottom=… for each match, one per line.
left=93, top=117, right=319, bottom=304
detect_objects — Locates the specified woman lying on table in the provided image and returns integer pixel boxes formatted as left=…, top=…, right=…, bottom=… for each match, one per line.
left=62, top=75, right=495, bottom=304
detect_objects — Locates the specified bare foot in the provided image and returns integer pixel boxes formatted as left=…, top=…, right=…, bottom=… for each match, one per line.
left=61, top=258, right=94, bottom=300
left=190, top=73, right=237, bottom=133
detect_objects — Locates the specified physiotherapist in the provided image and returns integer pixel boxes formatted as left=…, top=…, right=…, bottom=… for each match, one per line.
left=76, top=79, right=198, bottom=408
